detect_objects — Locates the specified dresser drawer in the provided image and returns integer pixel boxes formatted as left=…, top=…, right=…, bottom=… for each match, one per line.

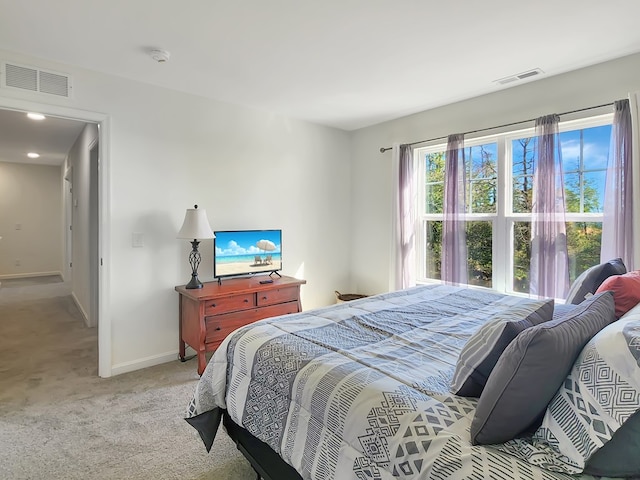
left=260, top=300, right=300, bottom=318
left=256, top=286, right=299, bottom=307
left=204, top=293, right=255, bottom=315
left=205, top=314, right=252, bottom=344
left=205, top=301, right=300, bottom=344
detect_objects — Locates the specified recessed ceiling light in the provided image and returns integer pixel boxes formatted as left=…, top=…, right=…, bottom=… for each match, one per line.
left=27, top=112, right=46, bottom=120
left=27, top=152, right=40, bottom=158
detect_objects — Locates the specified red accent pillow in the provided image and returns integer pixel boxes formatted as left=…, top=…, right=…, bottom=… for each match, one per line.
left=595, top=270, right=640, bottom=318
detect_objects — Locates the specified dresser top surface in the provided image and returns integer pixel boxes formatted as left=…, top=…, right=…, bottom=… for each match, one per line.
left=175, top=275, right=306, bottom=300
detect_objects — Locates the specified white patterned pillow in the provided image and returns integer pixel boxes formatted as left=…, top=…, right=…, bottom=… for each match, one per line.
left=532, top=303, right=640, bottom=475
left=451, top=298, right=554, bottom=397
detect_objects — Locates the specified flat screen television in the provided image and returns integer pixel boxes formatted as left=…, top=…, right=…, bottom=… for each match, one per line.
left=214, top=229, right=282, bottom=279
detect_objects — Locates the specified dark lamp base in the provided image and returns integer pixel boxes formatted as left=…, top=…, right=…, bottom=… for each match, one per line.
left=185, top=275, right=203, bottom=289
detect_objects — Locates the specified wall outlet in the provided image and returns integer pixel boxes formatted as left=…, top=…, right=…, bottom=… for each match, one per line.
left=15, top=259, right=20, bottom=266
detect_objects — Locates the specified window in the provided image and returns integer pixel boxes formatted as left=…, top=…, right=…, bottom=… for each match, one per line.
left=416, top=115, right=612, bottom=295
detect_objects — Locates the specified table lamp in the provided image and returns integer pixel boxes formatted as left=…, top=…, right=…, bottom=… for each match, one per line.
left=177, top=205, right=215, bottom=289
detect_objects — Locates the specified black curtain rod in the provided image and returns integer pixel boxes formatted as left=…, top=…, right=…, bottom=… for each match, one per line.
left=379, top=101, right=615, bottom=153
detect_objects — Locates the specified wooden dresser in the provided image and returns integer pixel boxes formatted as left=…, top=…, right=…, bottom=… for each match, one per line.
left=176, top=275, right=306, bottom=374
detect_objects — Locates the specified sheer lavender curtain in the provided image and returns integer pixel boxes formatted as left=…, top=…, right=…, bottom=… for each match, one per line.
left=394, top=144, right=416, bottom=290
left=601, top=99, right=635, bottom=269
left=442, top=134, right=468, bottom=285
left=530, top=114, right=570, bottom=299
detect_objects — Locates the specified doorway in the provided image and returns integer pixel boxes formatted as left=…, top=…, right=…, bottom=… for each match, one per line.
left=0, top=98, right=111, bottom=377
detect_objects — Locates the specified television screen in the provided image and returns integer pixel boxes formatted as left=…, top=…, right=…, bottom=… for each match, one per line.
left=214, top=229, right=282, bottom=278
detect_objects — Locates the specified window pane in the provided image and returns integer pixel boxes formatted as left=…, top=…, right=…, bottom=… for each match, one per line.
left=467, top=221, right=492, bottom=288
left=424, top=221, right=442, bottom=280
left=425, top=152, right=445, bottom=214
left=512, top=221, right=603, bottom=292
left=583, top=171, right=606, bottom=213
left=426, top=152, right=444, bottom=181
left=513, top=221, right=531, bottom=293
left=426, top=183, right=443, bottom=214
left=559, top=125, right=610, bottom=214
left=565, top=170, right=604, bottom=214
left=582, top=125, right=611, bottom=170
left=512, top=137, right=535, bottom=215
left=564, top=172, right=580, bottom=213
left=467, top=143, right=497, bottom=214
left=560, top=125, right=612, bottom=174
left=512, top=138, right=536, bottom=176
left=512, top=176, right=533, bottom=213
left=567, top=221, right=602, bottom=283
left=470, top=180, right=496, bottom=213
left=467, top=143, right=497, bottom=180
left=560, top=129, right=581, bottom=172
left=423, top=220, right=492, bottom=287
left=512, top=125, right=610, bottom=216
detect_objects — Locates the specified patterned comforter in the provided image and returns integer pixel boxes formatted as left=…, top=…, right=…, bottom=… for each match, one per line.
left=186, top=284, right=593, bottom=480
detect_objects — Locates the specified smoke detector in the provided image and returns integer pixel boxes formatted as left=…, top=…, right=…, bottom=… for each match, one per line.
left=150, top=49, right=171, bottom=63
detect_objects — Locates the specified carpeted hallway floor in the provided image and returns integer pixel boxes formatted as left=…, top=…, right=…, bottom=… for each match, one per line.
left=0, top=277, right=256, bottom=480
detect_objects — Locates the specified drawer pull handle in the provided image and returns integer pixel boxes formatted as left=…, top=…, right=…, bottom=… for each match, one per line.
left=211, top=303, right=216, bottom=308
left=215, top=326, right=221, bottom=331
left=244, top=299, right=249, bottom=303
left=262, top=296, right=268, bottom=300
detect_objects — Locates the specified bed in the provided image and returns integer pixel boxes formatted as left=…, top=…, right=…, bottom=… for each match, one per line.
left=185, top=283, right=640, bottom=480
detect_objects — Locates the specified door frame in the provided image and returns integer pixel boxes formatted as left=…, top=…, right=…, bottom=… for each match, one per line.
left=0, top=96, right=112, bottom=377
left=88, top=139, right=99, bottom=329
left=63, top=166, right=72, bottom=282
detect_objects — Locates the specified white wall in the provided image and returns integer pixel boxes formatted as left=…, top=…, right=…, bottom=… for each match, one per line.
left=65, top=124, right=99, bottom=325
left=349, top=52, right=640, bottom=296
left=0, top=49, right=352, bottom=375
left=0, top=161, right=62, bottom=278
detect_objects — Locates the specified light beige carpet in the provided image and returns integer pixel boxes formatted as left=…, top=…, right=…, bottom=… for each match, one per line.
left=0, top=281, right=256, bottom=480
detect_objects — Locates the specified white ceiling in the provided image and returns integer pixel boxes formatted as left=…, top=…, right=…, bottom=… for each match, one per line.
left=0, top=109, right=86, bottom=167
left=2, top=1, right=640, bottom=136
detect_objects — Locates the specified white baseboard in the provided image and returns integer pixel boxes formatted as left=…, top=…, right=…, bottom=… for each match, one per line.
left=110, top=351, right=180, bottom=377
left=0, top=270, right=62, bottom=280
left=70, top=292, right=90, bottom=326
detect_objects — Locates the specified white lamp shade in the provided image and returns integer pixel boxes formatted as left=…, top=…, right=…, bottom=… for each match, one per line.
left=177, top=207, right=215, bottom=240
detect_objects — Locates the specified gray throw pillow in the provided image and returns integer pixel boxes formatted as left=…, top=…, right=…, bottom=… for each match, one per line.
left=470, top=291, right=616, bottom=445
left=565, top=258, right=626, bottom=305
left=451, top=298, right=554, bottom=397
left=584, top=410, right=640, bottom=477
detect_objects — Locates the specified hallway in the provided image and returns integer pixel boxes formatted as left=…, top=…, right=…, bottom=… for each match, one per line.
left=0, top=276, right=97, bottom=410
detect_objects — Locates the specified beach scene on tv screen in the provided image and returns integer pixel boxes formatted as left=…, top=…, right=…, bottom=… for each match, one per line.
left=215, top=230, right=282, bottom=277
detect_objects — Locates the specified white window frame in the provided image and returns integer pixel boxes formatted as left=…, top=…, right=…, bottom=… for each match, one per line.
left=414, top=113, right=613, bottom=295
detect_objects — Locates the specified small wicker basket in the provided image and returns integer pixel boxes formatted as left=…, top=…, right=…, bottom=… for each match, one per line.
left=335, top=291, right=368, bottom=303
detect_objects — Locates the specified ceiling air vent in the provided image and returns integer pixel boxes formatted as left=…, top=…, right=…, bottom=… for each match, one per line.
left=2, top=62, right=72, bottom=98
left=494, top=68, right=544, bottom=86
